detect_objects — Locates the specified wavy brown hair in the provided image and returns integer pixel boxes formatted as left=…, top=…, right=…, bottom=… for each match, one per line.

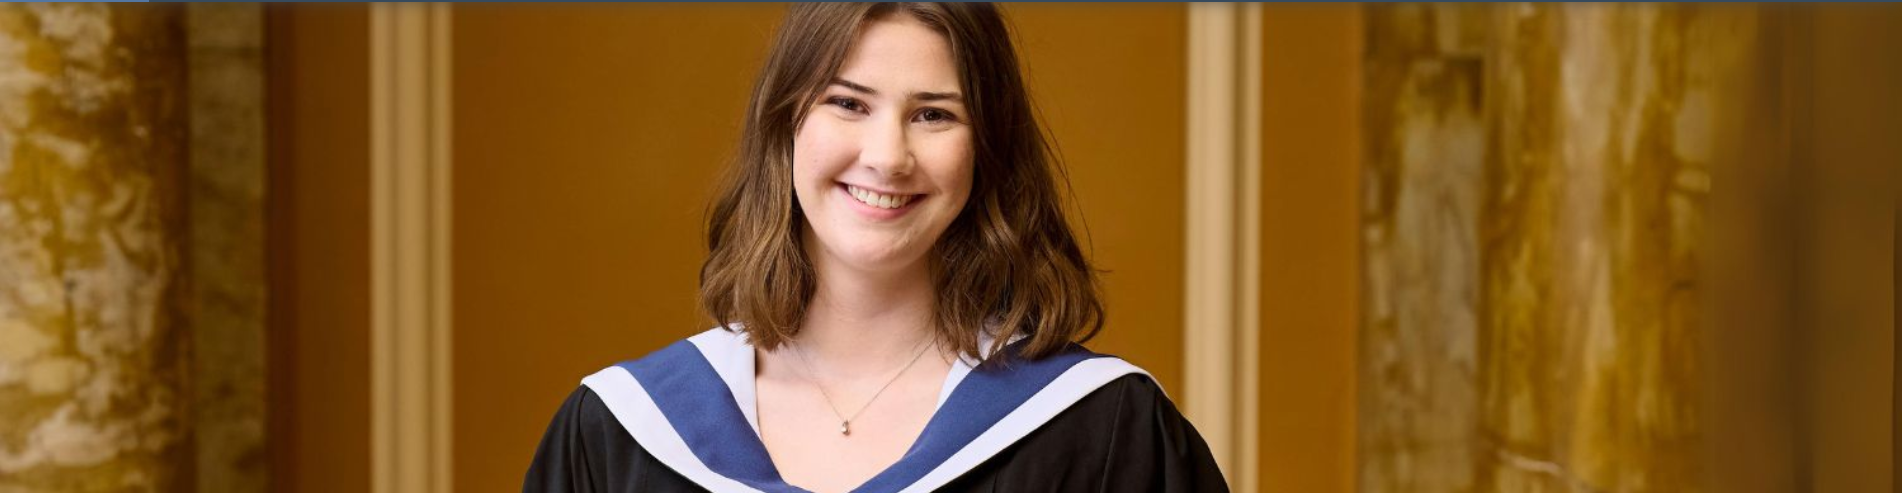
left=698, top=2, right=1102, bottom=362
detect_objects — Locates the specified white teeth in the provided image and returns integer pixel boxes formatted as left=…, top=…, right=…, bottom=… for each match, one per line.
left=847, top=185, right=914, bottom=210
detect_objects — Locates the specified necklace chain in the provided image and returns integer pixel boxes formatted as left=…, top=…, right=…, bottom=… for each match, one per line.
left=790, top=333, right=935, bottom=437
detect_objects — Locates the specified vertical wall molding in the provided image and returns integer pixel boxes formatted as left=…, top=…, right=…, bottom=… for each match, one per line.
left=371, top=4, right=454, bottom=493
left=1236, top=4, right=1264, bottom=493
left=1185, top=3, right=1262, bottom=487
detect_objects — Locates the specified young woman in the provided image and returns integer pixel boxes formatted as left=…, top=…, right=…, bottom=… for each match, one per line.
left=524, top=3, right=1224, bottom=492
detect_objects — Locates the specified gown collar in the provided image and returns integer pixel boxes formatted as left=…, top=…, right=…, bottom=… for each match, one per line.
left=691, top=326, right=987, bottom=437
left=580, top=327, right=1149, bottom=493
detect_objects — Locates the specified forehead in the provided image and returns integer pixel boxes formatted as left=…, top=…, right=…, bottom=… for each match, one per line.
left=833, top=14, right=961, bottom=94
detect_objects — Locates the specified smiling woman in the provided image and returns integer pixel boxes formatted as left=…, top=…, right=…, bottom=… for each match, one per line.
left=521, top=3, right=1224, bottom=493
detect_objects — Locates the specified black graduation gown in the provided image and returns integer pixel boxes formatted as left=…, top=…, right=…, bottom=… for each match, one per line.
left=523, top=329, right=1227, bottom=493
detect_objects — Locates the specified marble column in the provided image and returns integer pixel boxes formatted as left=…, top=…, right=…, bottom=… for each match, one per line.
left=1360, top=5, right=1488, bottom=492
left=0, top=4, right=190, bottom=491
left=1362, top=4, right=1759, bottom=492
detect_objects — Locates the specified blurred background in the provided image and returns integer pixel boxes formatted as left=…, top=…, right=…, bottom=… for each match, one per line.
left=0, top=2, right=1894, bottom=492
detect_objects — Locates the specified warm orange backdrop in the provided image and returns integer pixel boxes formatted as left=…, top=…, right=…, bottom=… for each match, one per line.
left=450, top=3, right=786, bottom=490
left=265, top=5, right=371, bottom=493
left=1004, top=2, right=1187, bottom=401
left=1258, top=4, right=1360, bottom=492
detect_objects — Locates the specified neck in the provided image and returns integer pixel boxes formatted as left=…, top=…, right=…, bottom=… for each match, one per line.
left=795, top=253, right=939, bottom=375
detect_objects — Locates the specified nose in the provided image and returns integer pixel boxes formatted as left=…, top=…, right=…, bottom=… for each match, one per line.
left=859, top=117, right=914, bottom=177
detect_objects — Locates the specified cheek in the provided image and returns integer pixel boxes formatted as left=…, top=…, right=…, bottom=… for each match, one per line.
left=791, top=123, right=852, bottom=192
left=939, top=167, right=973, bottom=210
left=925, top=139, right=976, bottom=205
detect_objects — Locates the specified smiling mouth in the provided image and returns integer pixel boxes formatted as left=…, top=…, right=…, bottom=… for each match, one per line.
left=844, top=184, right=921, bottom=209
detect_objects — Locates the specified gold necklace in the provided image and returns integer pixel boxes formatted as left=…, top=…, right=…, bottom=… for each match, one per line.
left=790, top=334, right=935, bottom=436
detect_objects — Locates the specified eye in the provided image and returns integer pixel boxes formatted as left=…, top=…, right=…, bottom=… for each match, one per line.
left=825, top=96, right=866, bottom=113
left=913, top=107, right=961, bottom=125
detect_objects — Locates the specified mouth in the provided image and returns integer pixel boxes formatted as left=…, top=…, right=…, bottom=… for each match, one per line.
left=841, top=183, right=924, bottom=210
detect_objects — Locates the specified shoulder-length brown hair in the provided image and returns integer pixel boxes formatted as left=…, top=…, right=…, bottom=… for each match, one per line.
left=699, top=2, right=1101, bottom=362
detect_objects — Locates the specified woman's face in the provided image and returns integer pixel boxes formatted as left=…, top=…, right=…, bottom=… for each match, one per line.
left=793, top=13, right=974, bottom=276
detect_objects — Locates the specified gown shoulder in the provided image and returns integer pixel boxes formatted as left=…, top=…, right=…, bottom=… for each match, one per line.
left=522, top=386, right=705, bottom=493
left=944, top=372, right=1228, bottom=492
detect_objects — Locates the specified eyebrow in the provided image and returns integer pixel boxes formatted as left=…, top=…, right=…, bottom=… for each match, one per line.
left=830, top=77, right=963, bottom=103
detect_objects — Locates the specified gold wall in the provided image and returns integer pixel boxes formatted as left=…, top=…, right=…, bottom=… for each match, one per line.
left=1007, top=2, right=1187, bottom=403
left=265, top=5, right=372, bottom=493
left=1258, top=4, right=1360, bottom=492
left=449, top=4, right=788, bottom=490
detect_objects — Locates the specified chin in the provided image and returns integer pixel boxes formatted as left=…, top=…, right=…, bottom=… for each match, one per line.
left=829, top=238, right=929, bottom=273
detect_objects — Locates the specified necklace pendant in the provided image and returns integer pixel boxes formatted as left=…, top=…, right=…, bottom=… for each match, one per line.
left=840, top=421, right=851, bottom=436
